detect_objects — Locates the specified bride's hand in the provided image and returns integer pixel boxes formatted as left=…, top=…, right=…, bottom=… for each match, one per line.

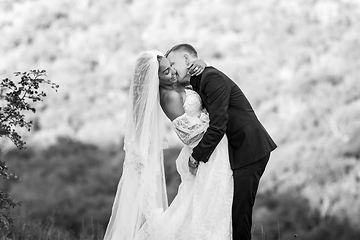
left=188, top=59, right=207, bottom=76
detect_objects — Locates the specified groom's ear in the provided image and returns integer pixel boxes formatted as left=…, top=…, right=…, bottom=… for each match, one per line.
left=184, top=54, right=190, bottom=66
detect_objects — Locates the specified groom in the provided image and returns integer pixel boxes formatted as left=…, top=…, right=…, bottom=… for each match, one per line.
left=166, top=44, right=277, bottom=240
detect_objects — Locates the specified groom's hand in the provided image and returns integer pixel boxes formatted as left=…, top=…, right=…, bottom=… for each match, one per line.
left=188, top=155, right=199, bottom=176
left=189, top=166, right=198, bottom=176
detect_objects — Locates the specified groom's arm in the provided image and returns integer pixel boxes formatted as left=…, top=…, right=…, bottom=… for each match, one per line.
left=191, top=71, right=230, bottom=163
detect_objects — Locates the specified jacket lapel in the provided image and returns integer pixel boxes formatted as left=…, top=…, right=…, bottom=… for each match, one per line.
left=190, top=74, right=201, bottom=92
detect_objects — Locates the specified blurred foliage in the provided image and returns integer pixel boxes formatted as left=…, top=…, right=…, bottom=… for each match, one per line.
left=253, top=193, right=360, bottom=240
left=0, top=138, right=181, bottom=239
left=0, top=0, right=360, bottom=239
left=1, top=138, right=121, bottom=235
left=5, top=215, right=104, bottom=240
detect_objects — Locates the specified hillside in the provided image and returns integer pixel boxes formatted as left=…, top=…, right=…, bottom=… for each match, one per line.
left=1, top=0, right=360, bottom=239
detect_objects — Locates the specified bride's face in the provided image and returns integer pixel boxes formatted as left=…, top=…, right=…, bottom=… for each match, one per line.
left=158, top=57, right=177, bottom=86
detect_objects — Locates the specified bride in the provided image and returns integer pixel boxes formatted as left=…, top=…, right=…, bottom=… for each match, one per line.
left=103, top=50, right=233, bottom=240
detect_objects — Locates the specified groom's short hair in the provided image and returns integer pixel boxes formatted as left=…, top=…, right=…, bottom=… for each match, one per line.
left=165, top=43, right=198, bottom=58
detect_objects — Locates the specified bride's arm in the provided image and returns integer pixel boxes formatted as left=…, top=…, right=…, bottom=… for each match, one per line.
left=160, top=91, right=185, bottom=121
left=172, top=113, right=209, bottom=146
left=188, top=59, right=207, bottom=76
left=161, top=90, right=210, bottom=147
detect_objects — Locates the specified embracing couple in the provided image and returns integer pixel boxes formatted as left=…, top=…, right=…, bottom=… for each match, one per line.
left=103, top=44, right=277, bottom=240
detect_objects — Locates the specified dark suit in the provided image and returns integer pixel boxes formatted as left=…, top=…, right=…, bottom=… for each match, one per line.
left=190, top=66, right=277, bottom=240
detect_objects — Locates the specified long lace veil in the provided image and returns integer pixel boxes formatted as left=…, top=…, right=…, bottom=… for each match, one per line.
left=103, top=50, right=168, bottom=240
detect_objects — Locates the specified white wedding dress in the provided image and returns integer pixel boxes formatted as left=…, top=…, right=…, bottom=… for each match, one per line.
left=138, top=89, right=234, bottom=240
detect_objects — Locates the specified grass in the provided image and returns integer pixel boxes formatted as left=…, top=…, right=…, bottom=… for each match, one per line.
left=1, top=217, right=105, bottom=240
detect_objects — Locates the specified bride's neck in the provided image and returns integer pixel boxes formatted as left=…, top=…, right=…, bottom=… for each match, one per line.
left=160, top=82, right=184, bottom=92
left=159, top=83, right=176, bottom=91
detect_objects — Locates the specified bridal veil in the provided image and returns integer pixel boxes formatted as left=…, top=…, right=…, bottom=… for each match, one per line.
left=103, top=50, right=168, bottom=240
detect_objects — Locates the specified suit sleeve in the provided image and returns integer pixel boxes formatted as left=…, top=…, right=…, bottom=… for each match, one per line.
left=191, top=72, right=230, bottom=163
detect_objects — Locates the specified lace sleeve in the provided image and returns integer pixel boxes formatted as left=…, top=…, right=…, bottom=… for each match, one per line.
left=172, top=112, right=209, bottom=147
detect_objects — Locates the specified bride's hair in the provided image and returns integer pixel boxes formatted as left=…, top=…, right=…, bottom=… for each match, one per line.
left=156, top=54, right=163, bottom=63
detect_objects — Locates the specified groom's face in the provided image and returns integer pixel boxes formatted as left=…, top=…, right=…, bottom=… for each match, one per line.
left=167, top=51, right=189, bottom=84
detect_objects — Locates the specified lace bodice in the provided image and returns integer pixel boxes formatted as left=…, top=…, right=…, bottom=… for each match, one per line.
left=172, top=89, right=209, bottom=147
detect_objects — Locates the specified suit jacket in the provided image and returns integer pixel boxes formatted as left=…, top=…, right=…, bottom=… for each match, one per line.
left=190, top=66, right=277, bottom=170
